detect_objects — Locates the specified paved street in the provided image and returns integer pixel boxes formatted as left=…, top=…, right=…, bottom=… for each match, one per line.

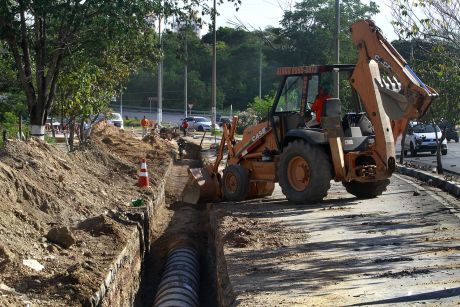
left=396, top=138, right=460, bottom=174
left=213, top=176, right=460, bottom=306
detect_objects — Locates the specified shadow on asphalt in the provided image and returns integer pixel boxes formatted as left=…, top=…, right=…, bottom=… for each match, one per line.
left=216, top=190, right=460, bottom=298
left=347, top=286, right=460, bottom=306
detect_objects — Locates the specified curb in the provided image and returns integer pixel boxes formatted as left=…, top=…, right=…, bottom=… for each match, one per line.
left=396, top=164, right=460, bottom=198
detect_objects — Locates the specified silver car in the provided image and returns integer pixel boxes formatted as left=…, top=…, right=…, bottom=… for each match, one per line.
left=179, top=116, right=219, bottom=132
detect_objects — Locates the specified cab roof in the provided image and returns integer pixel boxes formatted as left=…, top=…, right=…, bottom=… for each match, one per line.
left=276, top=64, right=356, bottom=76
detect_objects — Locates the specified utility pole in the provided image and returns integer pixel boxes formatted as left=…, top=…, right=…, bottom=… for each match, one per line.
left=334, top=0, right=340, bottom=98
left=148, top=97, right=153, bottom=118
left=184, top=25, right=188, bottom=118
left=120, top=89, right=123, bottom=118
left=259, top=42, right=262, bottom=98
left=157, top=3, right=163, bottom=126
left=211, top=0, right=217, bottom=136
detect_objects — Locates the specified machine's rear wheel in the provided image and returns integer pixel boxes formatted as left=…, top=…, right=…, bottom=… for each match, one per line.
left=342, top=179, right=390, bottom=199
left=278, top=140, right=332, bottom=204
left=222, top=165, right=249, bottom=201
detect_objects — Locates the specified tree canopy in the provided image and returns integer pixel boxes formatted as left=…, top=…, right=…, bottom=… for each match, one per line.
left=123, top=0, right=380, bottom=113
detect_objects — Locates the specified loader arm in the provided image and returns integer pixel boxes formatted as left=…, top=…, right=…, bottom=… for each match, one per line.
left=349, top=20, right=438, bottom=175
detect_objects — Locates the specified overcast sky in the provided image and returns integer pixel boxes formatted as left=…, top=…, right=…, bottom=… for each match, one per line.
left=203, top=0, right=398, bottom=41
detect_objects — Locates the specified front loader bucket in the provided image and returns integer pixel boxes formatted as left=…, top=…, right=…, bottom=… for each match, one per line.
left=182, top=165, right=221, bottom=204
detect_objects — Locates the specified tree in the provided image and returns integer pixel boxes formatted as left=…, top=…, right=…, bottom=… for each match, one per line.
left=277, top=0, right=379, bottom=66
left=0, top=0, right=158, bottom=138
left=390, top=0, right=460, bottom=173
left=0, top=0, right=240, bottom=138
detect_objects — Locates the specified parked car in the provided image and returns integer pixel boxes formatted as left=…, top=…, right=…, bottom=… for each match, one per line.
left=107, top=112, right=124, bottom=129
left=439, top=122, right=459, bottom=142
left=218, top=116, right=231, bottom=127
left=405, top=123, right=447, bottom=156
left=178, top=116, right=219, bottom=132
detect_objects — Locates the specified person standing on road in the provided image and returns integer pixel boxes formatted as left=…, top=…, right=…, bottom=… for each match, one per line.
left=141, top=116, right=150, bottom=137
left=181, top=119, right=189, bottom=137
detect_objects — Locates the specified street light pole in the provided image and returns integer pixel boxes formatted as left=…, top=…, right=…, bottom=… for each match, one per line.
left=148, top=97, right=153, bottom=119
left=259, top=42, right=262, bottom=98
left=157, top=2, right=163, bottom=126
left=211, top=0, right=217, bottom=136
left=120, top=89, right=123, bottom=118
left=184, top=25, right=188, bottom=118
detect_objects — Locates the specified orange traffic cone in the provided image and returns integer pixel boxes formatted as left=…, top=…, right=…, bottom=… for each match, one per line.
left=138, top=158, right=150, bottom=187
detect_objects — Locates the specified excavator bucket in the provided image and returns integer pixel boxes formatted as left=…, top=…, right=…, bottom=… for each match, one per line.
left=376, top=76, right=410, bottom=120
left=182, top=165, right=221, bottom=204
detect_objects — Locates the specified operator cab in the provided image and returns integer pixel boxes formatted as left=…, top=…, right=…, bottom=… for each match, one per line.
left=270, top=64, right=375, bottom=153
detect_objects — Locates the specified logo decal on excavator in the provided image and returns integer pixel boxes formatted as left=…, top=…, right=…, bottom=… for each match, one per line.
left=251, top=127, right=267, bottom=142
left=374, top=55, right=391, bottom=70
left=236, top=127, right=271, bottom=159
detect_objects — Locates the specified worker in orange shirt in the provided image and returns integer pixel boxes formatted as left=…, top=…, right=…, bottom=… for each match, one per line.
left=141, top=116, right=150, bottom=137
left=310, top=85, right=332, bottom=127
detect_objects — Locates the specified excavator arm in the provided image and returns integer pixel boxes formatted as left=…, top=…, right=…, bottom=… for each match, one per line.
left=350, top=20, right=438, bottom=140
left=348, top=20, right=438, bottom=177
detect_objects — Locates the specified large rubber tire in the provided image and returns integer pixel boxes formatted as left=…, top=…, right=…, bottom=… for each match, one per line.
left=198, top=126, right=204, bottom=132
left=455, top=135, right=459, bottom=143
left=342, top=179, right=390, bottom=199
left=278, top=140, right=332, bottom=204
left=410, top=142, right=417, bottom=156
left=222, top=165, right=250, bottom=201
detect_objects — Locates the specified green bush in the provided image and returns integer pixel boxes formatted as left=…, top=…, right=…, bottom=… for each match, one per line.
left=0, top=111, right=29, bottom=146
left=236, top=110, right=259, bottom=134
left=124, top=118, right=141, bottom=127
left=247, top=95, right=274, bottom=120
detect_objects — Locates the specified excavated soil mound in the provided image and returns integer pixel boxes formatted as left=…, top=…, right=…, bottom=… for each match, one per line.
left=0, top=126, right=173, bottom=306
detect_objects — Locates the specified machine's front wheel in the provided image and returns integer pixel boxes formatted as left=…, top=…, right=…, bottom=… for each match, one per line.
left=222, top=165, right=250, bottom=201
left=342, top=179, right=390, bottom=199
left=278, top=140, right=332, bottom=204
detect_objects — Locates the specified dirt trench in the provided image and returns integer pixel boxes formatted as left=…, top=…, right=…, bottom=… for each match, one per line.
left=136, top=142, right=232, bottom=307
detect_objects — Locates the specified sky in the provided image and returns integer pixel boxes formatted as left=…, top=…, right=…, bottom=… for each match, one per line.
left=203, top=0, right=398, bottom=41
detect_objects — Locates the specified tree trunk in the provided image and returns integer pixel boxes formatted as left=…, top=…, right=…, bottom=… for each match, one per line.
left=432, top=119, right=443, bottom=175
left=51, top=115, right=56, bottom=138
left=79, top=120, right=84, bottom=144
left=399, top=122, right=409, bottom=164
left=68, top=119, right=75, bottom=151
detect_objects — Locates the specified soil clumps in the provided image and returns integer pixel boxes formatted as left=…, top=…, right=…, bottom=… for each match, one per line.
left=0, top=126, right=173, bottom=306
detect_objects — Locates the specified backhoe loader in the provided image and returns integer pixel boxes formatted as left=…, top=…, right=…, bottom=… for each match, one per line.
left=183, top=19, right=438, bottom=204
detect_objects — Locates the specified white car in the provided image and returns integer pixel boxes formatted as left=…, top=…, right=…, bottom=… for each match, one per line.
left=405, top=123, right=447, bottom=156
left=107, top=112, right=124, bottom=129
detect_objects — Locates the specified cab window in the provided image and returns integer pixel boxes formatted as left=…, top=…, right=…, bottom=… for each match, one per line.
left=276, top=76, right=303, bottom=112
left=306, top=75, right=319, bottom=105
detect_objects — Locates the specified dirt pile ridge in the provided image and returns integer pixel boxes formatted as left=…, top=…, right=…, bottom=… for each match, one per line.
left=0, top=126, right=173, bottom=306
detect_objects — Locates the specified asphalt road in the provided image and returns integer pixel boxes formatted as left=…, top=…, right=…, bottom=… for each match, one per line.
left=214, top=176, right=460, bottom=306
left=396, top=138, right=460, bottom=174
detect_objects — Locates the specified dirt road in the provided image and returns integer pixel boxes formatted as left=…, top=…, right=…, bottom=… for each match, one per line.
left=213, top=175, right=460, bottom=306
